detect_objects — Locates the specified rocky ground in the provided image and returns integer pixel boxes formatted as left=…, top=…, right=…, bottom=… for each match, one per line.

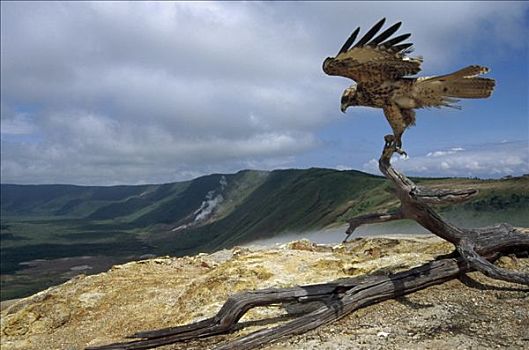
left=1, top=234, right=528, bottom=350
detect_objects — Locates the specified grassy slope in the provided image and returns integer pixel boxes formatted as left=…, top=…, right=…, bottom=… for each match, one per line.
left=422, top=176, right=529, bottom=227
left=1, top=184, right=154, bottom=218
left=1, top=170, right=528, bottom=300
left=2, top=171, right=528, bottom=252
left=188, top=168, right=385, bottom=251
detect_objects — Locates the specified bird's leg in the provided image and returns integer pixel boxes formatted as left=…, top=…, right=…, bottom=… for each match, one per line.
left=384, top=134, right=395, bottom=148
left=384, top=133, right=407, bottom=156
left=394, top=132, right=407, bottom=156
left=395, top=134, right=402, bottom=149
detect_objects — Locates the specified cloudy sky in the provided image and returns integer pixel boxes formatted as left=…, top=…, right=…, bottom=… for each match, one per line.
left=1, top=1, right=528, bottom=185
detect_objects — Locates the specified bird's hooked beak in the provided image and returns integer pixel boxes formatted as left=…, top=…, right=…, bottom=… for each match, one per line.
left=340, top=104, right=347, bottom=113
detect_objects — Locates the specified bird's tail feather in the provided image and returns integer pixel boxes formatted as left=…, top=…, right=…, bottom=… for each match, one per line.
left=423, top=65, right=490, bottom=81
left=440, top=77, right=495, bottom=99
left=416, top=65, right=495, bottom=108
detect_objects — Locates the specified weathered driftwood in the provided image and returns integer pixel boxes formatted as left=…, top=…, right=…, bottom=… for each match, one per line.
left=87, top=140, right=529, bottom=350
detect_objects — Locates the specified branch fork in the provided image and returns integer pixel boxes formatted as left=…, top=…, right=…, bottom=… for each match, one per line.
left=87, top=139, right=528, bottom=350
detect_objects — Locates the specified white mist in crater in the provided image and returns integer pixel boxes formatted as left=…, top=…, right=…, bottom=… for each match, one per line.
left=193, top=176, right=228, bottom=222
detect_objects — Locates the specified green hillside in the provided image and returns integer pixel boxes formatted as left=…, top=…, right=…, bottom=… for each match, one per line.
left=1, top=169, right=528, bottom=300
left=172, top=168, right=385, bottom=252
left=1, top=184, right=154, bottom=218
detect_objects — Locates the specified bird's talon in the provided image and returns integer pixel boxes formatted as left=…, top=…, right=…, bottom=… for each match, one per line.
left=395, top=147, right=407, bottom=157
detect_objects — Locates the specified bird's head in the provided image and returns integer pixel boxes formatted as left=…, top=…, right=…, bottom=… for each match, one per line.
left=340, top=84, right=358, bottom=113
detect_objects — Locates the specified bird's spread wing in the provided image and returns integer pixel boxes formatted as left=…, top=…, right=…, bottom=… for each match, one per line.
left=323, top=18, right=423, bottom=87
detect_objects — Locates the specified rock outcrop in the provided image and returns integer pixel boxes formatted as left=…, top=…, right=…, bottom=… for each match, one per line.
left=1, top=235, right=528, bottom=349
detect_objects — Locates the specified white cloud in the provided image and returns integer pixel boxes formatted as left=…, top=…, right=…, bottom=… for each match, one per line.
left=426, top=147, right=465, bottom=157
left=1, top=2, right=527, bottom=184
left=1, top=113, right=36, bottom=135
left=335, top=165, right=353, bottom=171
left=363, top=141, right=529, bottom=178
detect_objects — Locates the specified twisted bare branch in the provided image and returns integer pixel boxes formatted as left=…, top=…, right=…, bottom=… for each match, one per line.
left=86, top=138, right=528, bottom=350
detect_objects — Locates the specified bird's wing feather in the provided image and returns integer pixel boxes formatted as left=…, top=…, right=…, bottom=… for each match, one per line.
left=323, top=18, right=422, bottom=87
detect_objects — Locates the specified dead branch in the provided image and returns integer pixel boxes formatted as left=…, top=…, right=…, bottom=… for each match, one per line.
left=412, top=186, right=478, bottom=204
left=344, top=210, right=403, bottom=242
left=86, top=256, right=468, bottom=350
left=86, top=140, right=529, bottom=350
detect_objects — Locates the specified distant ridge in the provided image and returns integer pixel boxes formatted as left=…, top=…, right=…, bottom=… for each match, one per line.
left=2, top=168, right=528, bottom=236
left=1, top=168, right=528, bottom=300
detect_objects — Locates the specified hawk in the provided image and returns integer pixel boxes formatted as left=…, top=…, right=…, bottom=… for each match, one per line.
left=323, top=18, right=495, bottom=153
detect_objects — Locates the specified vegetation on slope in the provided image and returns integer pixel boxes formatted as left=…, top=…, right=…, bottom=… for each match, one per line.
left=1, top=169, right=528, bottom=300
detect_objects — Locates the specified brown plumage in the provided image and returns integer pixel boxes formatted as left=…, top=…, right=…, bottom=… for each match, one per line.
left=323, top=18, right=495, bottom=151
